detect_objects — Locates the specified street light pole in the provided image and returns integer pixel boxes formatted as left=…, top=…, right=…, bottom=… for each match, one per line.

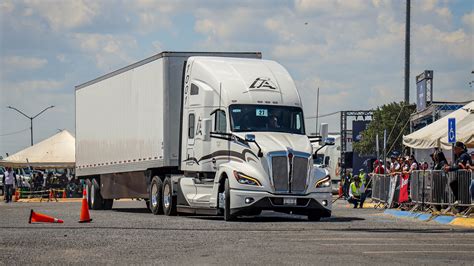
left=7, top=105, right=55, bottom=146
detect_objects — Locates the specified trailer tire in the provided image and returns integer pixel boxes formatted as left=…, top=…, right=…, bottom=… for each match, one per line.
left=90, top=178, right=104, bottom=210
left=224, top=178, right=236, bottom=221
left=162, top=177, right=177, bottom=216
left=149, top=176, right=164, bottom=215
left=103, top=199, right=114, bottom=210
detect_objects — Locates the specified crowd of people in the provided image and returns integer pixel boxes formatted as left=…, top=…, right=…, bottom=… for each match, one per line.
left=342, top=141, right=473, bottom=209
left=2, top=167, right=82, bottom=203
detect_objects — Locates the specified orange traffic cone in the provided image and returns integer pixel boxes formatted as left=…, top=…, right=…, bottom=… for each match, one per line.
left=29, top=209, right=64, bottom=223
left=62, top=190, right=67, bottom=199
left=79, top=188, right=92, bottom=223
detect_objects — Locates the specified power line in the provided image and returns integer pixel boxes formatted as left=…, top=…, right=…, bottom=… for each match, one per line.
left=0, top=128, right=30, bottom=137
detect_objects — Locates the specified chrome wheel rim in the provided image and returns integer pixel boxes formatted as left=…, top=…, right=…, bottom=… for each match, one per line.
left=151, top=183, right=158, bottom=207
left=163, top=183, right=170, bottom=209
left=90, top=183, right=94, bottom=206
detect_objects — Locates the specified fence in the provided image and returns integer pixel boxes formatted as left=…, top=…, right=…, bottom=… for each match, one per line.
left=371, top=170, right=473, bottom=215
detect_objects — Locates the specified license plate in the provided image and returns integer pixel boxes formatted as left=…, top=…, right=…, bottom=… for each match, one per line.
left=283, top=198, right=297, bottom=205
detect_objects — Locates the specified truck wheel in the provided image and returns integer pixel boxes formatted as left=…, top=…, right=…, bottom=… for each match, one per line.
left=162, top=177, right=177, bottom=216
left=90, top=178, right=104, bottom=210
left=224, top=178, right=236, bottom=221
left=103, top=199, right=114, bottom=210
left=149, top=176, right=164, bottom=215
left=85, top=179, right=92, bottom=209
left=307, top=213, right=321, bottom=221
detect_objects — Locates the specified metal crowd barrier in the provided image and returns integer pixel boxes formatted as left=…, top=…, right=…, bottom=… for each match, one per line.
left=371, top=174, right=397, bottom=209
left=371, top=170, right=473, bottom=215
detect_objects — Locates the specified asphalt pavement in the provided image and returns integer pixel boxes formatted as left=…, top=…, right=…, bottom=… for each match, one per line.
left=1, top=198, right=473, bottom=265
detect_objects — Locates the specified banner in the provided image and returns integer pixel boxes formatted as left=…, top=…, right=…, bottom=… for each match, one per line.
left=398, top=173, right=410, bottom=203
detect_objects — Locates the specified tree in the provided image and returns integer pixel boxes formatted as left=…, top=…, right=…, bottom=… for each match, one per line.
left=353, top=102, right=416, bottom=156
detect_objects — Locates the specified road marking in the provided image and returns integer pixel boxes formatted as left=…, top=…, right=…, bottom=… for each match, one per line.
left=321, top=243, right=474, bottom=246
left=291, top=238, right=471, bottom=241
left=364, top=251, right=474, bottom=254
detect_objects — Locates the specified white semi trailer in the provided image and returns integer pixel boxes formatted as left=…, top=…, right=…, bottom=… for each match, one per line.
left=75, top=51, right=332, bottom=221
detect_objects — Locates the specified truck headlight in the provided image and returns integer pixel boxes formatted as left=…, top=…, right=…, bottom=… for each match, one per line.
left=315, top=175, right=331, bottom=188
left=233, top=171, right=261, bottom=186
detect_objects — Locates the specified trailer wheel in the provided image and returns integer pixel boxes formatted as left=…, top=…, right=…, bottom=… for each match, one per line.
left=162, top=177, right=177, bottom=216
left=90, top=178, right=104, bottom=210
left=149, top=176, right=164, bottom=215
left=85, top=179, right=92, bottom=209
left=224, top=178, right=236, bottom=221
left=103, top=199, right=114, bottom=210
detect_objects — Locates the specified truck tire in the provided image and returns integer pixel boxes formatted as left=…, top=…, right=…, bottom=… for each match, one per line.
left=224, top=178, right=236, bottom=221
left=103, top=199, right=114, bottom=210
left=307, top=213, right=321, bottom=221
left=149, top=176, right=164, bottom=215
left=162, top=177, right=177, bottom=216
left=90, top=178, right=104, bottom=210
left=85, top=179, right=92, bottom=209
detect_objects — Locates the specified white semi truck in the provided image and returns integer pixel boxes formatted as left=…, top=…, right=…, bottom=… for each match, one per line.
left=75, top=51, right=332, bottom=221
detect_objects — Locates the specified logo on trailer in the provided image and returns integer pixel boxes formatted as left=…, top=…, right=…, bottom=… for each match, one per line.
left=249, top=77, right=277, bottom=90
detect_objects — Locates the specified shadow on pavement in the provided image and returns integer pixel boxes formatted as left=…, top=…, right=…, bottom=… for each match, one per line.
left=112, top=208, right=150, bottom=214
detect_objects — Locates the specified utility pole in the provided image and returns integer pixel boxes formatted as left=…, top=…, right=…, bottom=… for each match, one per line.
left=315, top=87, right=320, bottom=135
left=7, top=105, right=55, bottom=146
left=404, top=0, right=411, bottom=104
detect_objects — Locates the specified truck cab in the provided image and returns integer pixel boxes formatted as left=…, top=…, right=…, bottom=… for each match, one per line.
left=161, top=57, right=332, bottom=220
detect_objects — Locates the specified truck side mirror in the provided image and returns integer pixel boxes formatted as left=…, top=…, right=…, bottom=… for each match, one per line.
left=203, top=118, right=212, bottom=141
left=245, top=134, right=256, bottom=142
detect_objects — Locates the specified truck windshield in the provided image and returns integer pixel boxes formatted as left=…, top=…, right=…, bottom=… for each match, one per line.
left=230, top=104, right=305, bottom=134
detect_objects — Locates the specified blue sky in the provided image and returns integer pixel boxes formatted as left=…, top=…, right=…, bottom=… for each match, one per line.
left=1, top=0, right=473, bottom=155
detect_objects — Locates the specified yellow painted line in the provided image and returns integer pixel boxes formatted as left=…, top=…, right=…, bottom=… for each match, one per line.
left=450, top=217, right=474, bottom=228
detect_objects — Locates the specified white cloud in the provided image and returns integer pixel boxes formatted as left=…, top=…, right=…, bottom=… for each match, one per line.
left=2, top=56, right=47, bottom=70
left=0, top=0, right=14, bottom=13
left=2, top=79, right=63, bottom=92
left=72, top=33, right=138, bottom=71
left=24, top=0, right=100, bottom=31
left=462, top=12, right=474, bottom=29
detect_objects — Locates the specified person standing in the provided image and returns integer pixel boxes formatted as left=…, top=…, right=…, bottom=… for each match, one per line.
left=444, top=142, right=472, bottom=203
left=4, top=167, right=17, bottom=203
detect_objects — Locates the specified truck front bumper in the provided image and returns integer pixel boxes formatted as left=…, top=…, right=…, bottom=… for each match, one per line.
left=230, top=189, right=332, bottom=217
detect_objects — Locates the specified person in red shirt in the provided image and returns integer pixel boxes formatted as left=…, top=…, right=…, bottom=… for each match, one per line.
left=373, top=160, right=385, bottom=174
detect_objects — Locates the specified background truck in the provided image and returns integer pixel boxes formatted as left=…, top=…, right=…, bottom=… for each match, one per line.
left=75, top=51, right=332, bottom=221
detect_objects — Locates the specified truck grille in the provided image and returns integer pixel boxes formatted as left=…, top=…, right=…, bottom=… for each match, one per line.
left=271, top=154, right=309, bottom=194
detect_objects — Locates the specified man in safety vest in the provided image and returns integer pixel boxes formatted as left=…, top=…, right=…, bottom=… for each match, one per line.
left=358, top=168, right=366, bottom=184
left=347, top=176, right=366, bottom=208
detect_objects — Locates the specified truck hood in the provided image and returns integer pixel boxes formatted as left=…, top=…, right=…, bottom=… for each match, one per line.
left=236, top=132, right=312, bottom=155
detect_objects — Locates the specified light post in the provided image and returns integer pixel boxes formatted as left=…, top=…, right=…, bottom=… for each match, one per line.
left=7, top=105, right=55, bottom=146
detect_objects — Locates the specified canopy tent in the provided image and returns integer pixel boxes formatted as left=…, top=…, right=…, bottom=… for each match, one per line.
left=403, top=101, right=474, bottom=149
left=0, top=130, right=75, bottom=168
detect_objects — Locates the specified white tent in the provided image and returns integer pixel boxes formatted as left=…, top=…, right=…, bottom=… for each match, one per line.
left=0, top=130, right=75, bottom=168
left=403, top=101, right=474, bottom=149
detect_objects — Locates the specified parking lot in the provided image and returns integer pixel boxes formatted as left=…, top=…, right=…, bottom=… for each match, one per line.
left=1, top=198, right=473, bottom=265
